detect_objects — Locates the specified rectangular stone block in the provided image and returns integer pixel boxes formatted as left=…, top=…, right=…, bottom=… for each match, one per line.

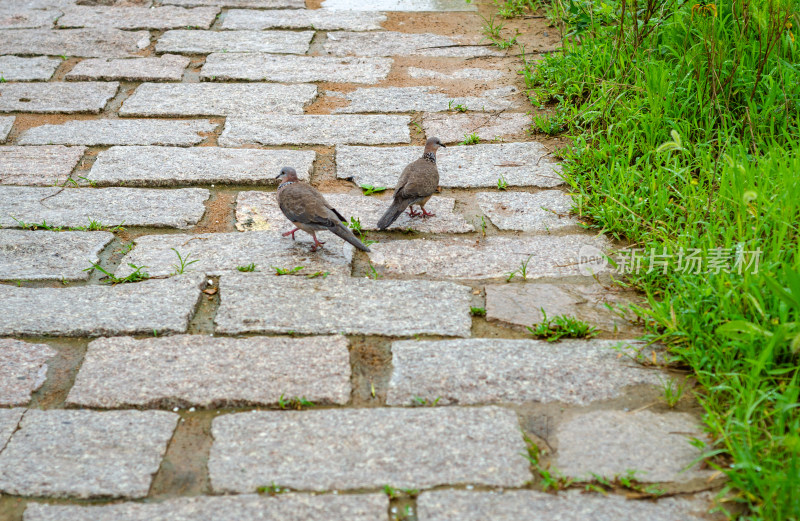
left=423, top=112, right=530, bottom=144
left=334, top=86, right=517, bottom=113
left=0, top=7, right=59, bottom=29
left=0, top=408, right=24, bottom=449
left=236, top=190, right=473, bottom=234
left=0, top=410, right=178, bottom=498
left=324, top=31, right=499, bottom=57
left=90, top=146, right=314, bottom=186
left=369, top=235, right=611, bottom=279
left=336, top=143, right=563, bottom=188
left=120, top=83, right=316, bottom=116
left=222, top=9, right=386, bottom=30
left=58, top=6, right=219, bottom=29
left=201, top=54, right=392, bottom=84
left=0, top=82, right=118, bottom=113
left=0, top=274, right=204, bottom=337
left=0, top=29, right=151, bottom=58
left=0, top=186, right=209, bottom=229
left=476, top=190, right=578, bottom=232
left=156, top=29, right=312, bottom=54
left=216, top=274, right=471, bottom=336
left=0, top=145, right=85, bottom=186
left=24, top=494, right=389, bottom=521
left=0, top=56, right=60, bottom=81
left=0, top=116, right=12, bottom=142
left=555, top=410, right=711, bottom=482
left=66, top=54, right=190, bottom=81
left=115, top=231, right=352, bottom=278
left=67, top=335, right=351, bottom=408
left=387, top=339, right=663, bottom=407
left=220, top=115, right=411, bottom=146
left=408, top=66, right=504, bottom=81
left=162, top=0, right=303, bottom=6
left=18, top=119, right=217, bottom=146
left=417, top=490, right=715, bottom=521
left=322, top=0, right=476, bottom=10
left=209, top=407, right=529, bottom=492
left=0, top=339, right=56, bottom=406
left=0, top=230, right=113, bottom=281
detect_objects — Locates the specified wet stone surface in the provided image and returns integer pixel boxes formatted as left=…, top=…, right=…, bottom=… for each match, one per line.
left=57, top=6, right=219, bottom=29
left=65, top=54, right=191, bottom=82
left=0, top=409, right=178, bottom=498
left=476, top=190, right=579, bottom=232
left=67, top=335, right=351, bottom=408
left=90, top=146, right=314, bottom=186
left=18, top=119, right=216, bottom=146
left=0, top=230, right=114, bottom=282
left=156, top=29, right=313, bottom=54
left=554, top=410, right=711, bottom=482
left=201, top=54, right=392, bottom=84
left=332, top=86, right=517, bottom=114
left=386, top=339, right=663, bottom=406
left=0, top=274, right=204, bottom=337
left=215, top=274, right=472, bottom=337
left=120, top=83, right=316, bottom=116
left=115, top=231, right=353, bottom=278
left=324, top=31, right=500, bottom=57
left=0, top=186, right=209, bottom=229
left=0, top=82, right=118, bottom=114
left=423, top=112, right=531, bottom=144
left=0, top=339, right=57, bottom=406
left=0, top=28, right=151, bottom=58
left=221, top=9, right=386, bottom=30
left=0, top=56, right=60, bottom=81
left=209, top=406, right=529, bottom=492
left=336, top=143, right=563, bottom=188
left=236, top=191, right=474, bottom=234
left=0, top=145, right=86, bottom=186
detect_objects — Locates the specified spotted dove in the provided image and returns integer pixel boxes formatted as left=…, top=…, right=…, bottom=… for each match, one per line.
left=377, top=137, right=446, bottom=230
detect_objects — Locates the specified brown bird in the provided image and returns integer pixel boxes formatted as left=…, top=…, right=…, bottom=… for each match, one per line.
left=377, top=136, right=446, bottom=230
left=276, top=167, right=370, bottom=252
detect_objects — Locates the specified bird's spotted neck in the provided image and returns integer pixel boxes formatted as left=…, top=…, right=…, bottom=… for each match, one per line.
left=423, top=151, right=436, bottom=163
left=278, top=181, right=295, bottom=191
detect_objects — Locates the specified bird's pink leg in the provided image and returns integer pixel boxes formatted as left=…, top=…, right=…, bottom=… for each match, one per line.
left=420, top=207, right=436, bottom=218
left=310, top=233, right=325, bottom=252
left=407, top=206, right=421, bottom=217
left=282, top=228, right=299, bottom=240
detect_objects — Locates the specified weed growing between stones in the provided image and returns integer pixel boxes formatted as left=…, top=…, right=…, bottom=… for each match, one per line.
left=526, top=309, right=599, bottom=341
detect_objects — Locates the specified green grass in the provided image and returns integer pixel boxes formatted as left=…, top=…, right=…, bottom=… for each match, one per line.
left=515, top=0, right=800, bottom=517
left=236, top=263, right=257, bottom=272
left=526, top=309, right=599, bottom=341
left=84, top=262, right=149, bottom=285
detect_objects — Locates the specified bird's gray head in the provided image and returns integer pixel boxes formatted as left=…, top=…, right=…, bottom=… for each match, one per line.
left=424, top=137, right=447, bottom=154
left=276, top=166, right=299, bottom=182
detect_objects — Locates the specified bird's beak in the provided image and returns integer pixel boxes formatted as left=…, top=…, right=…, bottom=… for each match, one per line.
left=275, top=174, right=282, bottom=179
left=439, top=143, right=447, bottom=148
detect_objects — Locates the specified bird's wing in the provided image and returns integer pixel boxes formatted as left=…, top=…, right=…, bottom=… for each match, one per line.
left=279, top=184, right=338, bottom=228
left=396, top=158, right=438, bottom=201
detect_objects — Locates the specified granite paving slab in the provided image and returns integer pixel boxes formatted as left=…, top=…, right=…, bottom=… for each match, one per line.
left=209, top=407, right=529, bottom=492
left=222, top=9, right=385, bottom=30
left=120, top=83, right=316, bottom=116
left=0, top=29, right=151, bottom=58
left=65, top=54, right=190, bottom=81
left=24, top=494, right=389, bottom=521
left=58, top=6, right=218, bottom=29
left=162, top=0, right=303, bottom=6
left=236, top=191, right=473, bottom=233
left=90, top=146, right=314, bottom=186
left=67, top=335, right=351, bottom=408
left=322, top=0, right=476, bottom=11
left=0, top=145, right=85, bottom=186
left=555, top=410, right=711, bottom=482
left=201, top=53, right=392, bottom=83
left=220, top=115, right=411, bottom=146
left=423, top=112, right=530, bottom=144
left=386, top=339, right=662, bottom=406
left=0, top=408, right=24, bottom=450
left=0, top=410, right=178, bottom=498
left=336, top=143, right=563, bottom=188
left=416, top=489, right=715, bottom=521
left=0, top=230, right=113, bottom=281
left=0, top=82, right=118, bottom=113
left=476, top=190, right=579, bottom=232
left=215, top=274, right=472, bottom=337
left=156, top=29, right=312, bottom=54
left=324, top=31, right=499, bottom=57
left=115, top=231, right=353, bottom=278
left=0, top=339, right=56, bottom=406
left=0, top=116, right=12, bottom=142
left=408, top=66, right=504, bottom=81
left=0, top=7, right=60, bottom=29
left=0, top=186, right=209, bottom=229
left=485, top=283, right=642, bottom=333
left=333, top=86, right=517, bottom=113
left=369, top=235, right=610, bottom=279
left=0, top=56, right=60, bottom=81
left=18, top=119, right=216, bottom=146
left=0, top=274, right=204, bottom=336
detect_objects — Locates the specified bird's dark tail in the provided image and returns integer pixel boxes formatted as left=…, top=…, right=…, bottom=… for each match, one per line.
left=377, top=199, right=408, bottom=230
left=331, top=223, right=371, bottom=252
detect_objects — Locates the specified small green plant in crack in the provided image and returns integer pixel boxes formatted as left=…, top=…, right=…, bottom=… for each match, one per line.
left=526, top=309, right=599, bottom=342
left=412, top=396, right=441, bottom=406
left=585, top=470, right=665, bottom=497
left=348, top=217, right=376, bottom=247
left=470, top=306, right=486, bottom=316
left=524, top=435, right=573, bottom=491
left=306, top=271, right=330, bottom=279
left=277, top=394, right=314, bottom=410
left=272, top=265, right=303, bottom=276
left=448, top=100, right=468, bottom=112
left=77, top=175, right=97, bottom=187
left=236, top=263, right=258, bottom=272
left=366, top=262, right=382, bottom=280
left=659, top=376, right=689, bottom=408
left=460, top=133, right=480, bottom=145
left=474, top=214, right=487, bottom=236
left=481, top=13, right=504, bottom=38
left=256, top=482, right=289, bottom=495
left=383, top=484, right=398, bottom=499
left=360, top=184, right=387, bottom=196
left=171, top=248, right=199, bottom=275
left=505, top=253, right=534, bottom=282
left=59, top=54, right=68, bottom=60
left=84, top=262, right=149, bottom=285
left=0, top=76, right=6, bottom=83
left=383, top=485, right=420, bottom=499
left=497, top=174, right=509, bottom=190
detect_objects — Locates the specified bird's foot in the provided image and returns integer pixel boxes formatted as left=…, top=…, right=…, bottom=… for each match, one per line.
left=420, top=208, right=436, bottom=218
left=310, top=237, right=325, bottom=252
left=282, top=228, right=299, bottom=240
left=407, top=208, right=421, bottom=218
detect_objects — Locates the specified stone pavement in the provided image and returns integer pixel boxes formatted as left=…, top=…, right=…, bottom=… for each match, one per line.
left=0, top=0, right=721, bottom=520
